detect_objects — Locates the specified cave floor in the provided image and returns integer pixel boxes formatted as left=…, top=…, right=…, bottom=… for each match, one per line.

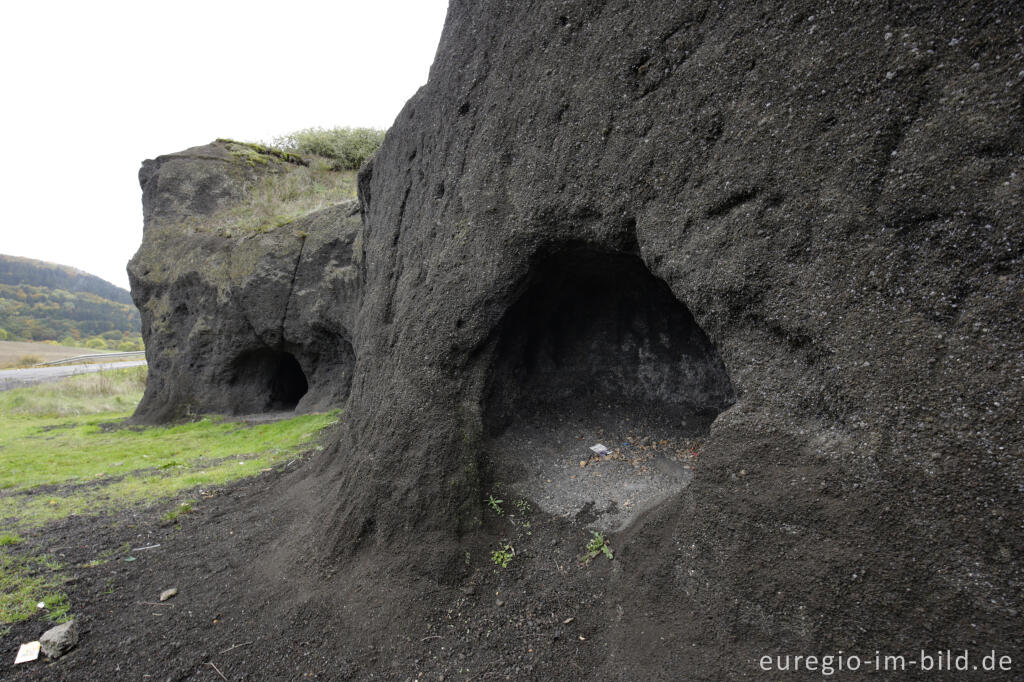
left=484, top=403, right=710, bottom=531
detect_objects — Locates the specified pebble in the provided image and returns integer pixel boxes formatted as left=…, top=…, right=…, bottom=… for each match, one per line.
left=160, top=588, right=178, bottom=602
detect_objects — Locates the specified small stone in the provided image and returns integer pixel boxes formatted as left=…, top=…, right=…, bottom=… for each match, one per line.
left=40, top=619, right=78, bottom=659
left=496, top=599, right=505, bottom=607
left=160, top=588, right=178, bottom=602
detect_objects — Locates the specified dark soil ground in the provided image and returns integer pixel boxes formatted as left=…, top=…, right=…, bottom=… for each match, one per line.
left=3, top=445, right=661, bottom=681
left=5, top=415, right=1020, bottom=681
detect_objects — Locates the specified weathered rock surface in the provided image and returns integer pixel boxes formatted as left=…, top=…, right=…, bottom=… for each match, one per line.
left=40, top=619, right=78, bottom=659
left=129, top=1, right=1022, bottom=677
left=313, top=0, right=1021, bottom=675
left=128, top=141, right=362, bottom=421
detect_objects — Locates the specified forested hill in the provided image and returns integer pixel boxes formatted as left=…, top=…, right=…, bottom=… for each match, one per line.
left=0, top=254, right=142, bottom=349
left=0, top=254, right=132, bottom=304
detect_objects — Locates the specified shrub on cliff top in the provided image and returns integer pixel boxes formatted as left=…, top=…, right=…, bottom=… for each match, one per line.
left=271, top=127, right=385, bottom=171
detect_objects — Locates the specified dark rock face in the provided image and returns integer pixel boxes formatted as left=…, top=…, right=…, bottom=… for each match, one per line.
left=128, top=142, right=362, bottom=422
left=312, top=0, right=1022, bottom=674
left=129, top=2, right=1022, bottom=675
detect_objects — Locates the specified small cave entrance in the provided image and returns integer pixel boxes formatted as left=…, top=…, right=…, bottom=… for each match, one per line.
left=482, top=245, right=735, bottom=529
left=229, top=349, right=309, bottom=413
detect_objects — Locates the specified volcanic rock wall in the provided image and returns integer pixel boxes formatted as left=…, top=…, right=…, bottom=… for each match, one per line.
left=130, top=0, right=1022, bottom=673
left=316, top=0, right=1022, bottom=671
left=129, top=141, right=362, bottom=421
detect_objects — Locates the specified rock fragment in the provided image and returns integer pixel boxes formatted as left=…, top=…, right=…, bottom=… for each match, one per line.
left=40, top=619, right=78, bottom=659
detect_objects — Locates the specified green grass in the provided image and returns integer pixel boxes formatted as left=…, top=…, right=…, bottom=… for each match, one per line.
left=0, top=364, right=147, bottom=417
left=0, top=553, right=70, bottom=625
left=0, top=367, right=340, bottom=625
left=194, top=161, right=357, bottom=236
left=162, top=500, right=194, bottom=523
left=167, top=133, right=373, bottom=237
left=0, top=409, right=337, bottom=528
left=0, top=533, right=22, bottom=546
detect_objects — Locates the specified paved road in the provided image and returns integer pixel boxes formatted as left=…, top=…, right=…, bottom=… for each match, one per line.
left=0, top=360, right=147, bottom=392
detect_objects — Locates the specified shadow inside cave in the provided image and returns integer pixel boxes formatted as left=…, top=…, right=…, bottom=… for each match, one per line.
left=482, top=245, right=735, bottom=529
left=228, top=348, right=309, bottom=413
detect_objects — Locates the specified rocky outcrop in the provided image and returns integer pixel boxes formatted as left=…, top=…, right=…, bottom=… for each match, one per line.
left=313, top=0, right=1021, bottom=674
left=128, top=141, right=362, bottom=421
left=130, top=2, right=1022, bottom=676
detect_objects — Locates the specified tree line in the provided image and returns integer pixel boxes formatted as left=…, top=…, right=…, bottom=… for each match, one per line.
left=0, top=255, right=141, bottom=350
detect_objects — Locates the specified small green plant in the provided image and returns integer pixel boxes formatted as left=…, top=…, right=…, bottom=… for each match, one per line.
left=513, top=499, right=531, bottom=515
left=491, top=543, right=515, bottom=568
left=486, top=494, right=504, bottom=516
left=583, top=531, right=614, bottom=564
left=162, top=500, right=194, bottom=523
left=0, top=532, right=22, bottom=546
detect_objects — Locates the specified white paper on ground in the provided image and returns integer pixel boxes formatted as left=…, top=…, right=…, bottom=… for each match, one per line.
left=589, top=443, right=610, bottom=455
left=14, top=641, right=40, bottom=665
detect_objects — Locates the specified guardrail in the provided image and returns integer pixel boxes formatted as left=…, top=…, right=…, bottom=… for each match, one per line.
left=36, top=351, right=147, bottom=367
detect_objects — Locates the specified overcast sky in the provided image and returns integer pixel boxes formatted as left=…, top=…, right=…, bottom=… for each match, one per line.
left=0, top=0, right=449, bottom=290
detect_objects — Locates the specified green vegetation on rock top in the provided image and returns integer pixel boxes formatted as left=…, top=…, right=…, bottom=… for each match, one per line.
left=215, top=138, right=307, bottom=167
left=270, top=126, right=385, bottom=171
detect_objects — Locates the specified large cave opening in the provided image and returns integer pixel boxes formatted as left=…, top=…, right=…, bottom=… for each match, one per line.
left=229, top=349, right=309, bottom=413
left=482, top=246, right=735, bottom=529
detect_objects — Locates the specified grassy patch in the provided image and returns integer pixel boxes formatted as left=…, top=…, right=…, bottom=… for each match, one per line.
left=195, top=162, right=357, bottom=236
left=0, top=410, right=337, bottom=528
left=0, top=533, right=22, bottom=546
left=0, top=368, right=339, bottom=625
left=0, top=552, right=70, bottom=625
left=0, top=364, right=147, bottom=418
left=166, top=135, right=370, bottom=236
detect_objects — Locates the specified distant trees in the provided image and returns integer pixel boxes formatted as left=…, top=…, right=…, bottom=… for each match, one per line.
left=0, top=254, right=133, bottom=305
left=0, top=255, right=141, bottom=349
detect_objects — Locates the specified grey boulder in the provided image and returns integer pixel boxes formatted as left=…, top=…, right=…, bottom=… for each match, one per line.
left=40, top=619, right=78, bottom=659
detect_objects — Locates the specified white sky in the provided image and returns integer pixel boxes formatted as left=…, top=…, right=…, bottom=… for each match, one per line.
left=0, top=0, right=449, bottom=290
